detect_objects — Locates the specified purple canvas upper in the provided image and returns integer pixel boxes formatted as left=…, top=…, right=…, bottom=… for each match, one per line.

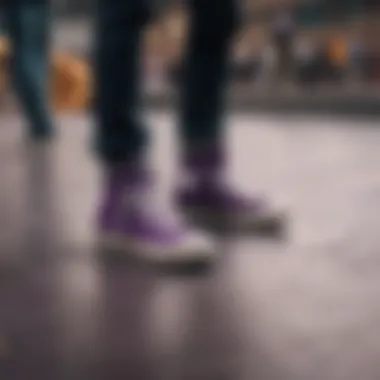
left=98, top=160, right=184, bottom=243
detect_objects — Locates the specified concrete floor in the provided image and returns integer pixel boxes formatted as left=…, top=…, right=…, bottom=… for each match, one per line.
left=1, top=112, right=380, bottom=380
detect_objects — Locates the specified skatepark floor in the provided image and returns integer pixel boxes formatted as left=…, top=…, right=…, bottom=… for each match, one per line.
left=1, top=112, right=380, bottom=380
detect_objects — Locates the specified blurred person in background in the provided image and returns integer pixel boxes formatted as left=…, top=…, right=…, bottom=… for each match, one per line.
left=368, top=35, right=380, bottom=84
left=1, top=0, right=53, bottom=140
left=347, top=34, right=366, bottom=85
left=326, top=34, right=347, bottom=84
left=93, top=0, right=281, bottom=263
left=233, top=49, right=258, bottom=87
left=294, top=35, right=319, bottom=87
left=271, top=8, right=295, bottom=85
left=258, top=43, right=277, bottom=88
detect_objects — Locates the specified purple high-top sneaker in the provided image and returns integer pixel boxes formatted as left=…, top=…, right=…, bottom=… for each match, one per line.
left=176, top=146, right=284, bottom=234
left=97, top=160, right=215, bottom=263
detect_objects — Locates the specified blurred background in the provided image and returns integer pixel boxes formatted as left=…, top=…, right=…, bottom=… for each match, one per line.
left=1, top=0, right=379, bottom=112
left=51, top=0, right=380, bottom=99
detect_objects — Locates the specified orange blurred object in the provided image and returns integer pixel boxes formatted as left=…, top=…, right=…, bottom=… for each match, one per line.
left=51, top=51, right=92, bottom=111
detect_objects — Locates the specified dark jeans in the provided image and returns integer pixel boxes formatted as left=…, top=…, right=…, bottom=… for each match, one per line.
left=2, top=0, right=52, bottom=137
left=94, top=0, right=239, bottom=164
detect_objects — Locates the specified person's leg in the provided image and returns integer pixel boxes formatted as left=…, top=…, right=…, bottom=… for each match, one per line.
left=4, top=0, right=53, bottom=140
left=178, top=0, right=237, bottom=151
left=177, top=0, right=283, bottom=233
left=94, top=0, right=213, bottom=262
left=94, top=0, right=151, bottom=163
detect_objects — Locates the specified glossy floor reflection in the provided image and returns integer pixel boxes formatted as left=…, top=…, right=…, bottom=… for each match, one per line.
left=1, top=113, right=380, bottom=380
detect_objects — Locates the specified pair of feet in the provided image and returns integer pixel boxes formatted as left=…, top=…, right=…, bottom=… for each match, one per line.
left=98, top=160, right=283, bottom=265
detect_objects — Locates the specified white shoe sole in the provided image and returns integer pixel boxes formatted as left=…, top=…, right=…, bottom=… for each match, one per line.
left=97, top=231, right=215, bottom=265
